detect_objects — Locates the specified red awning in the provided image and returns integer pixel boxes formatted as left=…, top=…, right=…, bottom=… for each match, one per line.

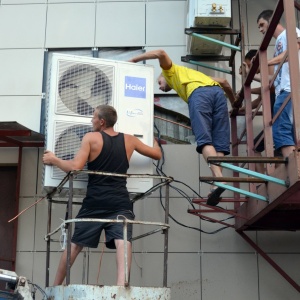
left=0, top=122, right=44, bottom=147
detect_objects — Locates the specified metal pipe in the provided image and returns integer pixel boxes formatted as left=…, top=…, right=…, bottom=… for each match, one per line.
left=82, top=249, right=86, bottom=284
left=40, top=49, right=48, bottom=134
left=238, top=231, right=300, bottom=293
left=218, top=163, right=289, bottom=187
left=123, top=219, right=129, bottom=286
left=230, top=113, right=241, bottom=210
left=45, top=218, right=169, bottom=240
left=154, top=116, right=192, bottom=130
left=163, top=184, right=169, bottom=287
left=213, top=182, right=268, bottom=202
left=66, top=173, right=73, bottom=285
left=11, top=146, right=22, bottom=273
left=45, top=196, right=52, bottom=287
left=207, top=156, right=287, bottom=164
left=259, top=49, right=274, bottom=175
left=199, top=176, right=266, bottom=183
left=131, top=228, right=164, bottom=241
left=284, top=0, right=300, bottom=148
left=0, top=273, right=18, bottom=285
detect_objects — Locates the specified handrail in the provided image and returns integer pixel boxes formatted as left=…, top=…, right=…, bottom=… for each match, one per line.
left=45, top=170, right=172, bottom=288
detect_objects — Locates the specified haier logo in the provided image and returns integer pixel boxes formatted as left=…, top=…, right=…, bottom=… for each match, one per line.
left=127, top=109, right=143, bottom=117
left=124, top=76, right=146, bottom=99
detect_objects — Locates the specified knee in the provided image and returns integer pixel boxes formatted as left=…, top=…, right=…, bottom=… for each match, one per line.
left=71, top=243, right=83, bottom=254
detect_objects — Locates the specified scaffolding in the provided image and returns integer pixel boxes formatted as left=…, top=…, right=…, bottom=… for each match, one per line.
left=43, top=170, right=173, bottom=299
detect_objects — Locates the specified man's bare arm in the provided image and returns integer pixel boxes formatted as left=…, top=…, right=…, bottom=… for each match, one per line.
left=268, top=39, right=300, bottom=66
left=243, top=61, right=274, bottom=83
left=128, top=49, right=172, bottom=70
left=239, top=96, right=261, bottom=112
left=127, top=135, right=162, bottom=160
left=268, top=50, right=288, bottom=66
left=43, top=134, right=91, bottom=172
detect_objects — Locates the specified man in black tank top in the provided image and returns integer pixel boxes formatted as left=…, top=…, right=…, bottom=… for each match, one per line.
left=43, top=105, right=162, bottom=286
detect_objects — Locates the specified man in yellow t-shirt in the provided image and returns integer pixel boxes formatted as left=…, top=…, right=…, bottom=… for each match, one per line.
left=129, top=49, right=232, bottom=205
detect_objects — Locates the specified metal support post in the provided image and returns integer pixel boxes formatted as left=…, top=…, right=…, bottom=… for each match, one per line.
left=66, top=173, right=73, bottom=285
left=123, top=218, right=129, bottom=287
left=45, top=196, right=52, bottom=287
left=238, top=231, right=300, bottom=293
left=163, top=184, right=169, bottom=287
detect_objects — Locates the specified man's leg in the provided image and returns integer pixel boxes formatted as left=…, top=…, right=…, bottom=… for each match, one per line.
left=281, top=145, right=295, bottom=158
left=253, top=132, right=265, bottom=174
left=115, top=239, right=132, bottom=286
left=202, top=145, right=227, bottom=205
left=202, top=145, right=224, bottom=178
left=273, top=91, right=295, bottom=159
left=53, top=242, right=83, bottom=286
left=253, top=151, right=265, bottom=174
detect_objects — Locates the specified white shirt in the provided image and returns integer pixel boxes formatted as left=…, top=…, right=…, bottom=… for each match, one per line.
left=273, top=28, right=300, bottom=96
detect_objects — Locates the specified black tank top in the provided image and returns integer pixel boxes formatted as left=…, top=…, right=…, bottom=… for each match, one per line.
left=82, top=131, right=132, bottom=211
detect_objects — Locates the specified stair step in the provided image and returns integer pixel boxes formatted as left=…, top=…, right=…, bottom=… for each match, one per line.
left=207, top=156, right=288, bottom=164
left=192, top=198, right=248, bottom=203
left=185, top=27, right=240, bottom=35
left=181, top=55, right=231, bottom=62
left=199, top=176, right=266, bottom=183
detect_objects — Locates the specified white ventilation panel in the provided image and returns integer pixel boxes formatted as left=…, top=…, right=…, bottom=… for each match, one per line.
left=187, top=0, right=232, bottom=55
left=187, top=33, right=227, bottom=55
left=43, top=53, right=154, bottom=195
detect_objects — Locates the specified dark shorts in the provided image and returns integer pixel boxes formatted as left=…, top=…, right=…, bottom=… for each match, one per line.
left=71, top=208, right=135, bottom=249
left=188, top=86, right=230, bottom=155
left=273, top=90, right=295, bottom=150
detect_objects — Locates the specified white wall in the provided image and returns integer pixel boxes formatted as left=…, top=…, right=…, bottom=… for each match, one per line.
left=1, top=0, right=300, bottom=299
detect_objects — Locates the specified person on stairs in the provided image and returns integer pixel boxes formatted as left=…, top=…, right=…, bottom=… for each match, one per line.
left=256, top=9, right=300, bottom=158
left=237, top=49, right=277, bottom=174
left=129, top=49, right=239, bottom=205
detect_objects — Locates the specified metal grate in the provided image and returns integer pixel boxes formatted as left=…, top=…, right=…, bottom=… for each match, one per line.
left=56, top=61, right=114, bottom=116
left=52, top=121, right=92, bottom=180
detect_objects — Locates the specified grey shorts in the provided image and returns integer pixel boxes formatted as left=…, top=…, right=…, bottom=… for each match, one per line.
left=71, top=208, right=135, bottom=249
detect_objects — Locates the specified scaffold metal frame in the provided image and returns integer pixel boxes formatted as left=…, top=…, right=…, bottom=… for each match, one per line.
left=45, top=170, right=173, bottom=288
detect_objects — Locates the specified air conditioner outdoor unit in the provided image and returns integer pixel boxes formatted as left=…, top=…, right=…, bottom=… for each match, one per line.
left=43, top=53, right=154, bottom=196
left=187, top=0, right=232, bottom=55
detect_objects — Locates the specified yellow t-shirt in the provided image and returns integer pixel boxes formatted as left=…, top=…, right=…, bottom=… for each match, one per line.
left=162, top=63, right=220, bottom=102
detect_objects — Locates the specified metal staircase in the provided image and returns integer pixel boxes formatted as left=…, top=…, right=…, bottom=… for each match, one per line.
left=186, top=0, right=300, bottom=293
left=182, top=0, right=243, bottom=91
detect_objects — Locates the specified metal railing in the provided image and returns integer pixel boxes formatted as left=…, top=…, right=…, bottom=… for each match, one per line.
left=45, top=170, right=173, bottom=288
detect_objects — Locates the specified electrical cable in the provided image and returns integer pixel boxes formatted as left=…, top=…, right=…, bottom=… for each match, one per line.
left=8, top=172, right=71, bottom=223
left=153, top=122, right=233, bottom=234
left=27, top=280, right=47, bottom=300
left=154, top=124, right=234, bottom=225
left=157, top=182, right=231, bottom=234
left=8, top=195, right=47, bottom=223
